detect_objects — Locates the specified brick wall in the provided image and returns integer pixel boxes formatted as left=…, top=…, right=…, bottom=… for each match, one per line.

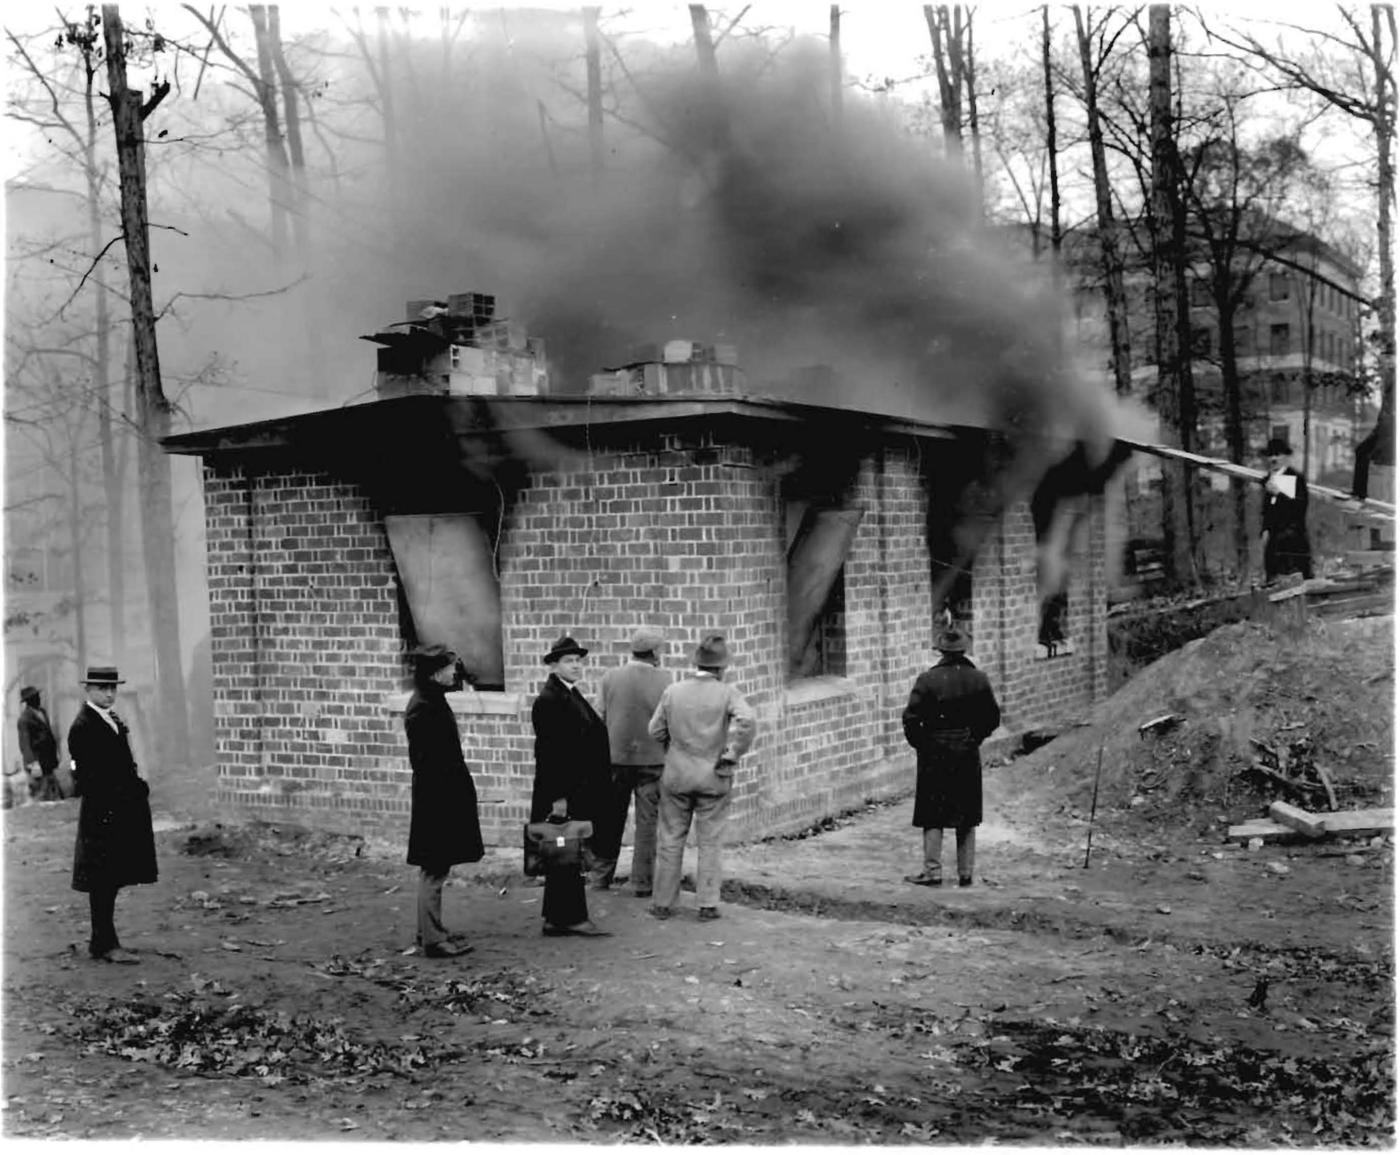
left=200, top=427, right=1108, bottom=845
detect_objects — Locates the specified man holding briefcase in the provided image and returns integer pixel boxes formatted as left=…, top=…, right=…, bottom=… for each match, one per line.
left=529, top=635, right=611, bottom=937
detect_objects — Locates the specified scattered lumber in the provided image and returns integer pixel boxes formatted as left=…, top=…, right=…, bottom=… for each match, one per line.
left=1227, top=806, right=1394, bottom=844
left=1138, top=713, right=1183, bottom=737
left=1268, top=801, right=1326, bottom=838
left=1312, top=763, right=1340, bottom=812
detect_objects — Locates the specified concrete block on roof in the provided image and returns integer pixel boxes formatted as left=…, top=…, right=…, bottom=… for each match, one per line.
left=664, top=339, right=699, bottom=363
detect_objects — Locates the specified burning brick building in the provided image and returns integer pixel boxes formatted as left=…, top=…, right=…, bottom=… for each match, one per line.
left=164, top=294, right=1110, bottom=844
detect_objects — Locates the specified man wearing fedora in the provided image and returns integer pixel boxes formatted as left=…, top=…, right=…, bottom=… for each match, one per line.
left=901, top=623, right=1001, bottom=888
left=68, top=665, right=157, bottom=963
left=17, top=685, right=63, bottom=802
left=404, top=643, right=485, bottom=958
left=530, top=635, right=612, bottom=936
left=1261, top=437, right=1313, bottom=582
left=647, top=632, right=756, bottom=921
left=596, top=627, right=672, bottom=896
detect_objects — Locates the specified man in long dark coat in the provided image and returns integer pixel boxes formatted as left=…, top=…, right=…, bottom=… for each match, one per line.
left=68, top=665, right=157, bottom=963
left=18, top=685, right=63, bottom=801
left=1260, top=437, right=1313, bottom=582
left=404, top=644, right=485, bottom=958
left=530, top=635, right=611, bottom=937
left=901, top=624, right=1001, bottom=888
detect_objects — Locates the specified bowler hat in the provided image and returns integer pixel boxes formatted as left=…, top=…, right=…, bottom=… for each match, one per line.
left=694, top=632, right=731, bottom=668
left=82, top=665, right=125, bottom=685
left=19, top=685, right=39, bottom=704
left=934, top=624, right=971, bottom=654
left=1264, top=437, right=1293, bottom=456
left=408, top=643, right=457, bottom=671
left=630, top=627, right=666, bottom=654
left=543, top=635, right=589, bottom=664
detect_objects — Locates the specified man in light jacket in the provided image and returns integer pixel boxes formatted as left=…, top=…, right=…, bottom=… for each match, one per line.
left=596, top=627, right=672, bottom=896
left=647, top=632, right=756, bottom=921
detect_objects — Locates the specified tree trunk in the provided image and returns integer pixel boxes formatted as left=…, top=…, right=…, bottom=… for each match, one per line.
left=1217, top=291, right=1250, bottom=574
left=963, top=9, right=984, bottom=205
left=102, top=5, right=190, bottom=770
left=67, top=431, right=89, bottom=673
left=247, top=5, right=291, bottom=253
left=1366, top=3, right=1396, bottom=472
left=82, top=40, right=125, bottom=662
left=923, top=6, right=963, bottom=159
left=1042, top=6, right=1062, bottom=280
left=584, top=7, right=605, bottom=182
left=829, top=4, right=843, bottom=125
left=1146, top=4, right=1195, bottom=585
left=690, top=5, right=719, bottom=79
left=1074, top=7, right=1132, bottom=397
left=267, top=6, right=309, bottom=259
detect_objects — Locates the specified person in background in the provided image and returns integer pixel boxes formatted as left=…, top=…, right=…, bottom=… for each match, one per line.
left=647, top=632, right=756, bottom=922
left=530, top=635, right=611, bottom=937
left=901, top=624, right=1001, bottom=889
left=68, top=665, right=157, bottom=964
left=1260, top=436, right=1313, bottom=582
left=18, top=685, right=63, bottom=802
left=595, top=627, right=672, bottom=896
left=403, top=644, right=485, bottom=958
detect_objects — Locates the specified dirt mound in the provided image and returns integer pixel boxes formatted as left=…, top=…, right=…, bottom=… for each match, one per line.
left=1000, top=614, right=1394, bottom=839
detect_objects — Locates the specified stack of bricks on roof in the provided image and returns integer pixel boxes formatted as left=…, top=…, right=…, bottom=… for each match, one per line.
left=168, top=290, right=1110, bottom=845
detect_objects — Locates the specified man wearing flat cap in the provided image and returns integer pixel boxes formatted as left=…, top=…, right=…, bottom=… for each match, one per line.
left=404, top=644, right=484, bottom=958
left=68, top=665, right=157, bottom=963
left=529, top=635, right=612, bottom=936
left=17, top=685, right=63, bottom=802
left=901, top=623, right=1001, bottom=888
left=1260, top=437, right=1313, bottom=582
left=647, top=632, right=756, bottom=921
left=596, top=627, right=672, bottom=895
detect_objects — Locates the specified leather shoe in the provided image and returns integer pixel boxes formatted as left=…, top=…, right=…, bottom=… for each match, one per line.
left=648, top=906, right=673, bottom=920
left=93, top=947, right=140, bottom=965
left=697, top=906, right=721, bottom=921
left=422, top=940, right=473, bottom=958
left=543, top=921, right=611, bottom=937
left=958, top=876, right=974, bottom=888
left=633, top=889, right=653, bottom=899
left=903, top=872, right=942, bottom=887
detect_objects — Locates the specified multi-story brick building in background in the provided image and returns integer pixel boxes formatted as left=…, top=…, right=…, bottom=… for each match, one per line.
left=164, top=297, right=1111, bottom=844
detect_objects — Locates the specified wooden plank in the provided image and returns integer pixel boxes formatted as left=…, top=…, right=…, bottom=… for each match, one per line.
left=1226, top=820, right=1305, bottom=845
left=1268, top=801, right=1325, bottom=838
left=1318, top=808, right=1394, bottom=838
left=1312, top=763, right=1340, bottom=811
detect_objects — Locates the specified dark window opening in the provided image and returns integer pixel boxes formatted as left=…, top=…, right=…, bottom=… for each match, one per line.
left=1270, top=323, right=1290, bottom=356
left=1269, top=272, right=1290, bottom=301
left=784, top=471, right=861, bottom=680
left=1038, top=590, right=1070, bottom=656
left=1191, top=327, right=1212, bottom=356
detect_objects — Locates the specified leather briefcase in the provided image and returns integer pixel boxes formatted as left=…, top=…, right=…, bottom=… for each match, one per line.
left=523, top=818, right=593, bottom=877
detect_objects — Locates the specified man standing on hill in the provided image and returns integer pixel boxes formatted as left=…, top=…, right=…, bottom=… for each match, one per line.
left=647, top=632, right=756, bottom=921
left=901, top=624, right=1001, bottom=888
left=596, top=628, right=672, bottom=896
left=69, top=665, right=157, bottom=964
left=18, top=685, right=62, bottom=802
left=1260, top=437, right=1313, bottom=582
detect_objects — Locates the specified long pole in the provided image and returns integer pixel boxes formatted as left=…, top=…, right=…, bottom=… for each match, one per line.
left=1083, top=745, right=1106, bottom=869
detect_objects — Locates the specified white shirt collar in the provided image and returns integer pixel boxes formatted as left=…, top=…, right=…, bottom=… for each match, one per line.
left=88, top=701, right=120, bottom=731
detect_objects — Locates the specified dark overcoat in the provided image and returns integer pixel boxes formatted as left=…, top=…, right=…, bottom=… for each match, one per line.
left=404, top=687, right=485, bottom=869
left=68, top=704, right=158, bottom=893
left=902, top=655, right=1002, bottom=830
left=530, top=674, right=611, bottom=823
left=18, top=704, right=59, bottom=771
left=1261, top=467, right=1313, bottom=579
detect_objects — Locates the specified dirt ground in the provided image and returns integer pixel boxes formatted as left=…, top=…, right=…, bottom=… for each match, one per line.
left=2, top=614, right=1394, bottom=1144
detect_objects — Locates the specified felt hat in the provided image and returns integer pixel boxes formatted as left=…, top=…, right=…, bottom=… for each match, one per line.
left=19, top=685, right=40, bottom=704
left=629, top=627, right=666, bottom=654
left=543, top=635, right=589, bottom=664
left=934, top=624, right=971, bottom=654
left=82, top=665, right=125, bottom=685
left=694, top=632, right=731, bottom=668
left=408, top=643, right=457, bottom=672
left=1264, top=437, right=1293, bottom=456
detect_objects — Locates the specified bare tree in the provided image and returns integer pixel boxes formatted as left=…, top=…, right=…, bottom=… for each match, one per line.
left=923, top=5, right=966, bottom=160
left=1042, top=6, right=1063, bottom=272
left=829, top=4, right=843, bottom=125
left=101, top=4, right=190, bottom=768
left=1211, top=7, right=1396, bottom=499
left=584, top=7, right=605, bottom=181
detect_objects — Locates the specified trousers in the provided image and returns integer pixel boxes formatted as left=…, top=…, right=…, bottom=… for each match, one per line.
left=417, top=865, right=450, bottom=948
left=922, top=827, right=976, bottom=879
left=88, top=886, right=120, bottom=957
left=653, top=785, right=731, bottom=909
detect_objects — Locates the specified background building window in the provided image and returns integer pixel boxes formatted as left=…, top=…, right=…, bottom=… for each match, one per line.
left=1037, top=590, right=1070, bottom=658
left=1269, top=272, right=1290, bottom=301
left=1190, top=280, right=1211, bottom=307
left=1270, top=323, right=1290, bottom=356
left=1191, top=327, right=1212, bottom=356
